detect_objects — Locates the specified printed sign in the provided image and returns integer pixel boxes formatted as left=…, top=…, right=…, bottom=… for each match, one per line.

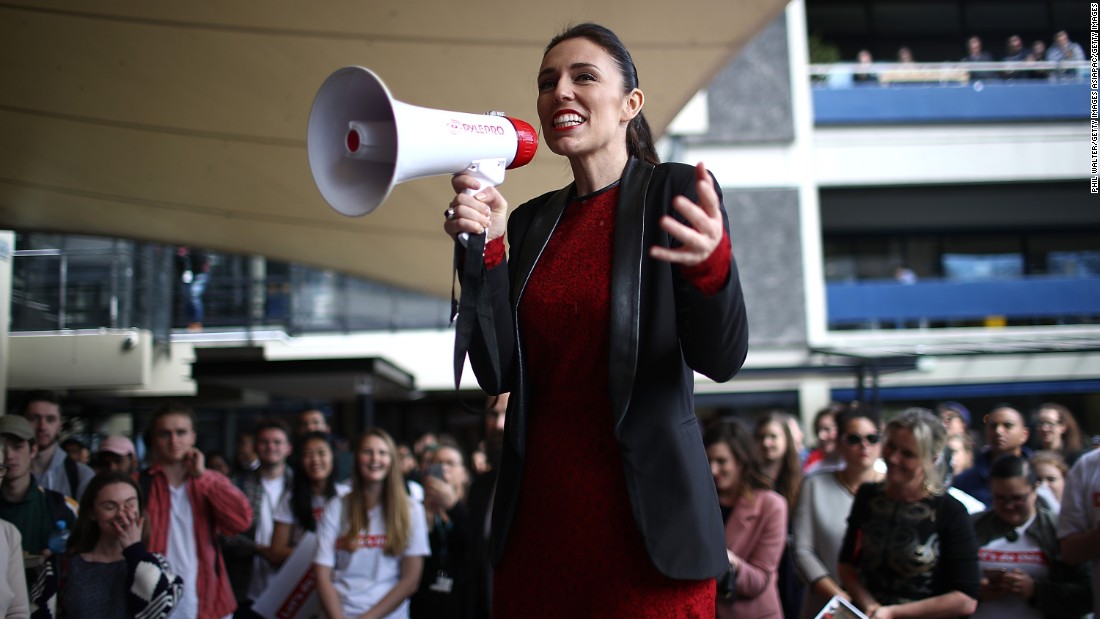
left=252, top=532, right=322, bottom=619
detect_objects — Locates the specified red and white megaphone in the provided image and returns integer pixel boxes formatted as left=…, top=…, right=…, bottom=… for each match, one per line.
left=307, top=66, right=538, bottom=218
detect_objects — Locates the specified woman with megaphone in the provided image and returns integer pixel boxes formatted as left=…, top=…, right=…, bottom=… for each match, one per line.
left=443, top=22, right=749, bottom=618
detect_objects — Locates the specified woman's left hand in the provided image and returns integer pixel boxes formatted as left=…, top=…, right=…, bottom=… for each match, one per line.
left=114, top=513, right=145, bottom=548
left=649, top=162, right=724, bottom=267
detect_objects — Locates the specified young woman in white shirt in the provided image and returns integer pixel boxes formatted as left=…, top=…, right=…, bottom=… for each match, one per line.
left=268, top=431, right=349, bottom=567
left=314, top=428, right=429, bottom=619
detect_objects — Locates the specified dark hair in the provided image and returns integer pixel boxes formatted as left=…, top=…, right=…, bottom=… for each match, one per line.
left=254, top=417, right=292, bottom=442
left=754, top=411, right=803, bottom=508
left=90, top=450, right=124, bottom=475
left=61, top=437, right=86, bottom=451
left=22, top=389, right=61, bottom=413
left=989, top=454, right=1037, bottom=487
left=545, top=23, right=660, bottom=166
left=68, top=472, right=146, bottom=557
left=835, top=403, right=880, bottom=437
left=812, top=406, right=838, bottom=435
left=298, top=408, right=330, bottom=423
left=149, top=401, right=195, bottom=432
left=987, top=403, right=1024, bottom=423
left=1033, top=402, right=1084, bottom=453
left=703, top=418, right=772, bottom=494
left=289, top=431, right=338, bottom=532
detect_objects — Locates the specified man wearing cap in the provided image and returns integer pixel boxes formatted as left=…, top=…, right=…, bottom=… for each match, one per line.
left=92, top=435, right=138, bottom=475
left=0, top=415, right=77, bottom=555
left=0, top=432, right=29, bottom=618
left=937, top=401, right=971, bottom=436
left=22, top=390, right=94, bottom=502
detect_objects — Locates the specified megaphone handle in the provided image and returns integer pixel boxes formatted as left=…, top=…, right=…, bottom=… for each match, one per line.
left=456, top=158, right=507, bottom=248
left=456, top=184, right=486, bottom=248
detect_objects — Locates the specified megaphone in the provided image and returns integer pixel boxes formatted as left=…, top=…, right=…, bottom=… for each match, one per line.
left=307, top=66, right=538, bottom=217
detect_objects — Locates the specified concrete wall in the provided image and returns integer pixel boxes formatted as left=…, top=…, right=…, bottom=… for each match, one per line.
left=690, top=10, right=810, bottom=349
left=701, top=14, right=795, bottom=144
left=728, top=189, right=807, bottom=348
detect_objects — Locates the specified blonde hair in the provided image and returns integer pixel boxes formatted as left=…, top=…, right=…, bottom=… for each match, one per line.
left=341, top=428, right=412, bottom=556
left=886, top=408, right=948, bottom=496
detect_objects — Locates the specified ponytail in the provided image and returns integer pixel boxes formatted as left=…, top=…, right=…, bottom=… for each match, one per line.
left=627, top=113, right=660, bottom=166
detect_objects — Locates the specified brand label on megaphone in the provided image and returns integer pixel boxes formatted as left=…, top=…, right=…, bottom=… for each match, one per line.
left=449, top=121, right=507, bottom=136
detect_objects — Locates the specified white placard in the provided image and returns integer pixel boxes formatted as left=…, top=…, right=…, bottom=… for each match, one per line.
left=251, top=531, right=322, bottom=619
left=812, top=594, right=870, bottom=619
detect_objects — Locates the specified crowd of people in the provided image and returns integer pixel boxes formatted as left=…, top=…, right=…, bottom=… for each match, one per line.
left=2, top=19, right=1099, bottom=619
left=0, top=393, right=495, bottom=619
left=786, top=401, right=1098, bottom=619
left=1, top=390, right=1098, bottom=618
left=849, top=30, right=1087, bottom=83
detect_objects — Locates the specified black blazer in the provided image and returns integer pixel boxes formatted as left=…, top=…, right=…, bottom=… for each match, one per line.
left=463, top=158, right=749, bottom=580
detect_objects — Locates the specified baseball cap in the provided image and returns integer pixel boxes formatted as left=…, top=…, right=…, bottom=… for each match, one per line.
left=938, top=401, right=971, bottom=426
left=0, top=415, right=34, bottom=441
left=99, top=435, right=136, bottom=458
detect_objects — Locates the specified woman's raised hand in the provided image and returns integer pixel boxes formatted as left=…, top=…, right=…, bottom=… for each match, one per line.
left=443, top=174, right=508, bottom=243
left=649, top=162, right=724, bottom=267
left=114, top=513, right=145, bottom=548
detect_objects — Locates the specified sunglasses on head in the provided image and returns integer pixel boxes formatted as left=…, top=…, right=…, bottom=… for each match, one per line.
left=843, top=433, right=881, bottom=446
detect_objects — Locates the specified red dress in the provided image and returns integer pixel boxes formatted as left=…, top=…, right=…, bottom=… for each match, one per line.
left=492, top=185, right=714, bottom=617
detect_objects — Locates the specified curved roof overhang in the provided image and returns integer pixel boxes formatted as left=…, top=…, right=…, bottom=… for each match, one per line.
left=0, top=1, right=789, bottom=298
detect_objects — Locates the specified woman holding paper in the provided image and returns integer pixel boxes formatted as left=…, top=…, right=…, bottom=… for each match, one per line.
left=837, top=408, right=980, bottom=619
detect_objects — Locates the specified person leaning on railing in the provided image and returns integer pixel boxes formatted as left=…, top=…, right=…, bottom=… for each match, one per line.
left=808, top=58, right=1089, bottom=87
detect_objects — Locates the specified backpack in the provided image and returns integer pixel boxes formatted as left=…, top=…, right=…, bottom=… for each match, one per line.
left=43, top=487, right=76, bottom=531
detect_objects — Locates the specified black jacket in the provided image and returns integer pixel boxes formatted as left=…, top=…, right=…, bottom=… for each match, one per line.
left=462, top=158, right=749, bottom=580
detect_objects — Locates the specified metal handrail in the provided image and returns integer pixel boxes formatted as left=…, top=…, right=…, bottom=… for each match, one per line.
left=808, top=60, right=1090, bottom=79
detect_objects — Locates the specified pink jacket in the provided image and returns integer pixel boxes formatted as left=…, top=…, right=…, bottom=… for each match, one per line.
left=717, top=489, right=787, bottom=619
left=143, top=466, right=252, bottom=619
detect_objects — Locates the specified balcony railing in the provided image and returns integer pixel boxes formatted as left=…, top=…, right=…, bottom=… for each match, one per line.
left=827, top=276, right=1100, bottom=330
left=10, top=237, right=452, bottom=342
left=809, top=61, right=1091, bottom=124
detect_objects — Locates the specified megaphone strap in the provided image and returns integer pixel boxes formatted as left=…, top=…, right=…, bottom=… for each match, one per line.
left=452, top=232, right=502, bottom=397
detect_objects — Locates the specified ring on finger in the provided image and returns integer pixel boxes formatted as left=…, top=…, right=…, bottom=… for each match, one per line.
left=444, top=207, right=456, bottom=220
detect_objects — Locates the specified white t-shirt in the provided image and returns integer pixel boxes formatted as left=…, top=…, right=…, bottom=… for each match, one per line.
left=972, top=513, right=1047, bottom=619
left=247, top=475, right=288, bottom=601
left=407, top=480, right=424, bottom=503
left=1057, top=448, right=1100, bottom=616
left=314, top=494, right=430, bottom=618
left=274, top=482, right=351, bottom=528
left=165, top=483, right=198, bottom=619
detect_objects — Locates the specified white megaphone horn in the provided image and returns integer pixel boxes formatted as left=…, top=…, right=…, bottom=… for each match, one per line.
left=307, top=66, right=538, bottom=219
